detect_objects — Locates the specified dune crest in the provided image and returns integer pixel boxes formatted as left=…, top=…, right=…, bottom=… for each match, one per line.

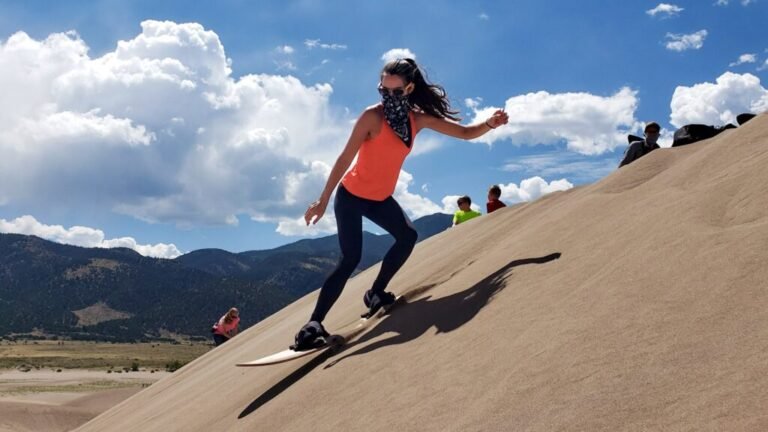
left=78, top=115, right=768, bottom=432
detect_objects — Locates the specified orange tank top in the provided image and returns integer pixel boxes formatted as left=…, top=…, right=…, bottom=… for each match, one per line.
left=341, top=111, right=416, bottom=201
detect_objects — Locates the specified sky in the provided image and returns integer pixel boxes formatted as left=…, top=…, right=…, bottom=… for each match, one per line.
left=0, top=0, right=767, bottom=258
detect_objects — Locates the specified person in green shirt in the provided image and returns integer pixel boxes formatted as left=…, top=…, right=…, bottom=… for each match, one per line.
left=452, top=195, right=482, bottom=226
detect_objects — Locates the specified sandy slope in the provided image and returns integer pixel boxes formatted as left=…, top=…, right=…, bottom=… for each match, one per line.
left=0, top=388, right=140, bottom=432
left=0, top=370, right=163, bottom=432
left=78, top=114, right=768, bottom=431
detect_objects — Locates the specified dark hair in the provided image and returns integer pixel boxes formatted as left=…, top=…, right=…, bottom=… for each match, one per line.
left=457, top=195, right=471, bottom=206
left=488, top=185, right=502, bottom=198
left=382, top=58, right=460, bottom=121
left=644, top=122, right=661, bottom=133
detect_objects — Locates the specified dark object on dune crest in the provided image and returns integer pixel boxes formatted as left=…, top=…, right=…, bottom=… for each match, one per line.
left=737, top=113, right=756, bottom=126
left=672, top=123, right=736, bottom=147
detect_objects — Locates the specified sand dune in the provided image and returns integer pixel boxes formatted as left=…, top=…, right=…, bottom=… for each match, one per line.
left=0, top=388, right=141, bottom=432
left=78, top=114, right=768, bottom=431
left=0, top=370, right=163, bottom=432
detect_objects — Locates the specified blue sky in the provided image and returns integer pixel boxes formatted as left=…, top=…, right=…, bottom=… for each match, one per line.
left=0, top=0, right=766, bottom=257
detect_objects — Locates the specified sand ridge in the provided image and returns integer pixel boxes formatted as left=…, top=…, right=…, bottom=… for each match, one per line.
left=0, top=369, right=166, bottom=432
left=76, top=115, right=768, bottom=431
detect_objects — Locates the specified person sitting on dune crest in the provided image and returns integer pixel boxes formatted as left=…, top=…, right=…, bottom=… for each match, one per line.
left=486, top=185, right=507, bottom=214
left=453, top=195, right=482, bottom=226
left=619, top=121, right=661, bottom=168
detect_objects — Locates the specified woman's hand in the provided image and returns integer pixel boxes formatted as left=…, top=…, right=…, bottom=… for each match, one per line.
left=486, top=109, right=509, bottom=129
left=304, top=198, right=329, bottom=225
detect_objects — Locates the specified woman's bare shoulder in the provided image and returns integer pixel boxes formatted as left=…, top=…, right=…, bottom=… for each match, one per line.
left=358, top=104, right=384, bottom=135
left=412, top=110, right=440, bottom=129
left=361, top=104, right=383, bottom=118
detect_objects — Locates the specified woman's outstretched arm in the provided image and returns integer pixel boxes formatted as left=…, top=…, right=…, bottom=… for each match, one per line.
left=304, top=108, right=378, bottom=225
left=418, top=109, right=508, bottom=140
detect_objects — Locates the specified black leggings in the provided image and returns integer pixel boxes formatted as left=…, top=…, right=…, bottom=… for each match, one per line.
left=310, top=185, right=418, bottom=323
left=213, top=334, right=228, bottom=346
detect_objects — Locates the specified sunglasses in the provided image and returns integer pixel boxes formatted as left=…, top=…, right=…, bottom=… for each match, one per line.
left=378, top=84, right=408, bottom=97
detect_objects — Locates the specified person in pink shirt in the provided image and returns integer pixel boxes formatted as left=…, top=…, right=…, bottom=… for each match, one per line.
left=211, top=307, right=240, bottom=346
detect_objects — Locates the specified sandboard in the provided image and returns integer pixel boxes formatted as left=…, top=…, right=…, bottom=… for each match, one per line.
left=236, top=295, right=405, bottom=367
left=236, top=335, right=346, bottom=367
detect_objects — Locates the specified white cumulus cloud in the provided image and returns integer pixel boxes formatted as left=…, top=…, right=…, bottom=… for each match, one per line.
left=381, top=48, right=417, bottom=63
left=729, top=53, right=757, bottom=67
left=665, top=30, right=708, bottom=52
left=304, top=39, right=347, bottom=50
left=499, top=177, right=574, bottom=204
left=0, top=21, right=351, bottom=229
left=409, top=131, right=447, bottom=156
left=469, top=88, right=639, bottom=155
left=670, top=72, right=768, bottom=127
left=393, top=171, right=443, bottom=218
left=647, top=3, right=684, bottom=17
left=275, top=214, right=338, bottom=237
left=17, top=109, right=155, bottom=146
left=0, top=215, right=182, bottom=258
left=465, top=97, right=482, bottom=110
left=716, top=0, right=756, bottom=5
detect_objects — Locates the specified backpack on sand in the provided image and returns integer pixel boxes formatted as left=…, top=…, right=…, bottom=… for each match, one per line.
left=672, top=123, right=736, bottom=147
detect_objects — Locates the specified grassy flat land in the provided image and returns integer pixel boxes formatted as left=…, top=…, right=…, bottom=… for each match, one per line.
left=0, top=340, right=212, bottom=370
left=0, top=380, right=147, bottom=395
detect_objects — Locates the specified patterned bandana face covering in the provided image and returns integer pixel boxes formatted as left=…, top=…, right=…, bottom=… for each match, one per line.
left=381, top=91, right=411, bottom=145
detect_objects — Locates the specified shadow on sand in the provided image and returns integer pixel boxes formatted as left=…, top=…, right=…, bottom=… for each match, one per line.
left=238, top=252, right=561, bottom=419
left=325, top=252, right=562, bottom=367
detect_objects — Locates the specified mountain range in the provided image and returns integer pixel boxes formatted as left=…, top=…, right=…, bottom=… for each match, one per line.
left=0, top=213, right=452, bottom=341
